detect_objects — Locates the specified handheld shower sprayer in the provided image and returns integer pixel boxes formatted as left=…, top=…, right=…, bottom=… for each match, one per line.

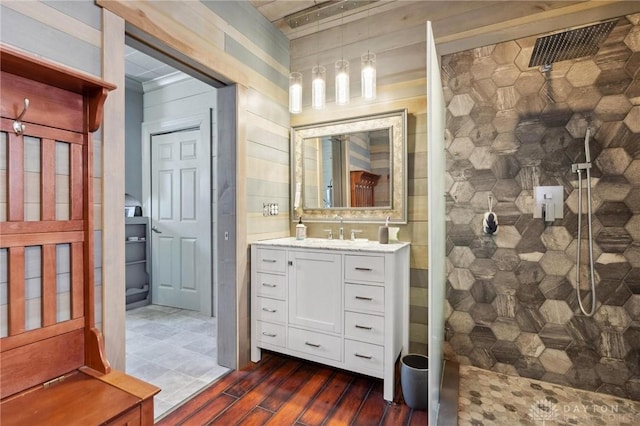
left=572, top=127, right=596, bottom=317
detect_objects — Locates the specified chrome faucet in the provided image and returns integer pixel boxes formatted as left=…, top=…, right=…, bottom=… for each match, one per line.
left=335, top=215, right=344, bottom=240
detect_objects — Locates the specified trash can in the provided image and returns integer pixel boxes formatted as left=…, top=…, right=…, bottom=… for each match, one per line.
left=401, top=354, right=428, bottom=410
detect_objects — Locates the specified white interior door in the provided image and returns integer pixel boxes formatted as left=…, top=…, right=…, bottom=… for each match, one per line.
left=427, top=20, right=447, bottom=425
left=151, top=127, right=211, bottom=312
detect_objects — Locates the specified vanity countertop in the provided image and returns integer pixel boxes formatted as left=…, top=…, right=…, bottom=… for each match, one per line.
left=252, top=237, right=410, bottom=253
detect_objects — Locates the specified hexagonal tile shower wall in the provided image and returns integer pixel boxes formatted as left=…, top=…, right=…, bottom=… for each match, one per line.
left=442, top=14, right=640, bottom=401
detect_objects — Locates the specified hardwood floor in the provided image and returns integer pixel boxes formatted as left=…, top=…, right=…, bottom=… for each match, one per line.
left=157, top=352, right=428, bottom=425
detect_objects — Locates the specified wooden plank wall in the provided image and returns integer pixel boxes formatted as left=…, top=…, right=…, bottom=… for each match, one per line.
left=0, top=0, right=106, bottom=335
left=101, top=9, right=126, bottom=370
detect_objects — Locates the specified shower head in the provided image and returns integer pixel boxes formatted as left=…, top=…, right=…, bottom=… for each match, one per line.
left=528, top=19, right=617, bottom=68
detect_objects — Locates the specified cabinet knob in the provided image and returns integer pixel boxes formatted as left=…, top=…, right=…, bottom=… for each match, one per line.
left=262, top=332, right=277, bottom=337
left=304, top=341, right=321, bottom=348
left=262, top=307, right=277, bottom=313
left=355, top=296, right=373, bottom=301
left=355, top=267, right=372, bottom=271
left=288, top=260, right=293, bottom=266
left=355, top=324, right=373, bottom=330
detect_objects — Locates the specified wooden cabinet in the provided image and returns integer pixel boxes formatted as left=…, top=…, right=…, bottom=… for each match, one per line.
left=125, top=217, right=150, bottom=309
left=251, top=238, right=410, bottom=402
left=0, top=44, right=158, bottom=425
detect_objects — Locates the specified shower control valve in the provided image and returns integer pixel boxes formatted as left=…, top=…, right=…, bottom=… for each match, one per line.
left=533, top=186, right=564, bottom=222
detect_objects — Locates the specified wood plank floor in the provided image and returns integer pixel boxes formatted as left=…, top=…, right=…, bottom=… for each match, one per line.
left=156, top=352, right=428, bottom=425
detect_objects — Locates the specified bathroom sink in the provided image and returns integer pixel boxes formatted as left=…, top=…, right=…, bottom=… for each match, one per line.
left=294, top=237, right=373, bottom=249
left=254, top=237, right=409, bottom=253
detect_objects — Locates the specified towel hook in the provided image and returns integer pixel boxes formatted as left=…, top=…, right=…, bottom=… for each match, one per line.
left=12, top=98, right=30, bottom=136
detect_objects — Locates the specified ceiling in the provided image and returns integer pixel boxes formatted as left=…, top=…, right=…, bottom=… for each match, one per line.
left=126, top=1, right=640, bottom=83
left=125, top=44, right=182, bottom=85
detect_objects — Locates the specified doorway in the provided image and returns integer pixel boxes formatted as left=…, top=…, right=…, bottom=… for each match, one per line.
left=124, top=44, right=227, bottom=419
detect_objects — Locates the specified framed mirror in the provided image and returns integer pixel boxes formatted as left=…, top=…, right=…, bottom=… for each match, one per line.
left=291, top=109, right=407, bottom=223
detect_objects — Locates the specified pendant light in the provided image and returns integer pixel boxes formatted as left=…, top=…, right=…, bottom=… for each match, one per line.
left=312, top=65, right=326, bottom=109
left=335, top=5, right=349, bottom=105
left=311, top=13, right=325, bottom=110
left=289, top=71, right=302, bottom=114
left=335, top=60, right=350, bottom=105
left=361, top=6, right=376, bottom=101
left=361, top=52, right=376, bottom=100
left=289, top=19, right=302, bottom=114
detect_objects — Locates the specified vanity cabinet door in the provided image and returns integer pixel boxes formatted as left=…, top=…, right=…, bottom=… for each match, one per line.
left=288, top=250, right=342, bottom=333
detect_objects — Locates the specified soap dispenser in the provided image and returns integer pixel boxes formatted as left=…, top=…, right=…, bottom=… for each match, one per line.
left=296, top=217, right=306, bottom=240
left=378, top=216, right=390, bottom=244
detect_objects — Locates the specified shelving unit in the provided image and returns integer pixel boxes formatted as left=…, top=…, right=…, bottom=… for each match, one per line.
left=125, top=217, right=151, bottom=309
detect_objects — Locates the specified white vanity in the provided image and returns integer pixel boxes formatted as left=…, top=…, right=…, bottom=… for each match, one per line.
left=250, top=237, right=410, bottom=402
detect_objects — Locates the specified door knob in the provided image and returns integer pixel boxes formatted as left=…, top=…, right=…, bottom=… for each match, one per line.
left=151, top=226, right=162, bottom=234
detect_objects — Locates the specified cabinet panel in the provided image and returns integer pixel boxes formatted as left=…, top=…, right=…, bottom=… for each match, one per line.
left=289, top=251, right=341, bottom=333
left=288, top=327, right=341, bottom=361
left=344, top=283, right=385, bottom=314
left=255, top=272, right=286, bottom=300
left=344, top=255, right=385, bottom=283
left=344, top=339, right=384, bottom=374
left=256, top=321, right=286, bottom=347
left=255, top=297, right=286, bottom=324
left=255, top=248, right=286, bottom=273
left=344, top=311, right=384, bottom=345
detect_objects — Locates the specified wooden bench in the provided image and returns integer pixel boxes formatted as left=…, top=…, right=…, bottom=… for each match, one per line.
left=0, top=44, right=159, bottom=425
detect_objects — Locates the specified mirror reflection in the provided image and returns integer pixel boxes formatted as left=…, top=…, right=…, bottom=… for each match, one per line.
left=303, top=129, right=390, bottom=209
left=292, top=109, right=407, bottom=223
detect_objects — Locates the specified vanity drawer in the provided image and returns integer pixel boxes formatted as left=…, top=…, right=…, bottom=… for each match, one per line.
left=344, top=311, right=384, bottom=345
left=256, top=272, right=286, bottom=299
left=345, top=283, right=385, bottom=314
left=256, top=297, right=286, bottom=324
left=344, top=255, right=385, bottom=283
left=255, top=248, right=286, bottom=273
left=344, top=339, right=384, bottom=374
left=256, top=321, right=286, bottom=347
left=288, top=327, right=342, bottom=362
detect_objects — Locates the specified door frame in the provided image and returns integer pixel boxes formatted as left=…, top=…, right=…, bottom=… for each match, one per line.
left=142, top=113, right=215, bottom=316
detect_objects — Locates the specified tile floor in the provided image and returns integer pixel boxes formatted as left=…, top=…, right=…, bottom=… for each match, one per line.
left=459, top=364, right=640, bottom=425
left=125, top=304, right=230, bottom=420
